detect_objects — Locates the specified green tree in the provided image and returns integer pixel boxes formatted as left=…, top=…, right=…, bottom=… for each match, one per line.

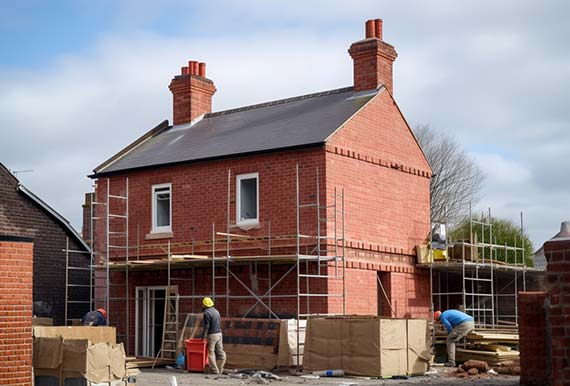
left=449, top=215, right=534, bottom=267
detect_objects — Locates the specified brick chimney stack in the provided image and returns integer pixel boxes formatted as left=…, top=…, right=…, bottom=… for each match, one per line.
left=169, top=60, right=216, bottom=125
left=349, top=19, right=398, bottom=94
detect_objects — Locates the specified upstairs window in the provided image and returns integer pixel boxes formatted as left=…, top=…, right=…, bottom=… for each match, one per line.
left=236, top=173, right=259, bottom=225
left=152, top=183, right=171, bottom=233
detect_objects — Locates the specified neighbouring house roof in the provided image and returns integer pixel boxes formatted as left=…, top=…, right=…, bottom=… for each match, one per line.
left=93, top=87, right=377, bottom=176
left=0, top=162, right=90, bottom=252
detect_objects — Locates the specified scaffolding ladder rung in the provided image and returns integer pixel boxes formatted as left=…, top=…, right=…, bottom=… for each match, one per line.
left=214, top=276, right=229, bottom=279
left=66, top=284, right=92, bottom=288
left=67, top=267, right=92, bottom=271
left=66, top=300, right=92, bottom=304
left=108, top=231, right=127, bottom=235
left=298, top=274, right=342, bottom=279
left=299, top=293, right=343, bottom=297
left=108, top=214, right=127, bottom=219
left=92, top=201, right=107, bottom=205
left=298, top=203, right=318, bottom=208
left=465, top=277, right=492, bottom=282
left=109, top=245, right=129, bottom=249
left=108, top=194, right=128, bottom=200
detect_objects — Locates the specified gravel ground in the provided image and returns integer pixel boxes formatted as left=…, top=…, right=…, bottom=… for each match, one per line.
left=136, top=368, right=519, bottom=386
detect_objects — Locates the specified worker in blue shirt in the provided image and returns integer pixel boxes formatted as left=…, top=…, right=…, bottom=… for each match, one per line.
left=81, top=308, right=107, bottom=326
left=434, top=309, right=475, bottom=367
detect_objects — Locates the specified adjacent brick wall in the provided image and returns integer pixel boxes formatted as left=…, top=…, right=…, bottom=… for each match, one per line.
left=0, top=236, right=33, bottom=386
left=0, top=166, right=90, bottom=325
left=518, top=291, right=549, bottom=386
left=544, top=238, right=570, bottom=386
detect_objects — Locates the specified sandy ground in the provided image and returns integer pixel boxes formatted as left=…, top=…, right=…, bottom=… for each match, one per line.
left=136, top=368, right=519, bottom=386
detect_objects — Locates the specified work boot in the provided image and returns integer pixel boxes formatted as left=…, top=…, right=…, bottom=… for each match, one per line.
left=444, top=361, right=456, bottom=367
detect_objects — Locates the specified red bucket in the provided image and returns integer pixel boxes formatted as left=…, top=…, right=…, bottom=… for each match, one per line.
left=184, top=338, right=208, bottom=372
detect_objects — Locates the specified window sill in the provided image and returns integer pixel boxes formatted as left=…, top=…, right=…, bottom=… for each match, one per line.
left=236, top=221, right=260, bottom=231
left=145, top=231, right=173, bottom=240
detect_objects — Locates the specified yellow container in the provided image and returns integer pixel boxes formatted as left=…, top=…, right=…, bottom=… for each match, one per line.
left=432, top=249, right=447, bottom=261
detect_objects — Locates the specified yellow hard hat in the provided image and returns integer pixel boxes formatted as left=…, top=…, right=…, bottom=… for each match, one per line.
left=202, top=297, right=214, bottom=308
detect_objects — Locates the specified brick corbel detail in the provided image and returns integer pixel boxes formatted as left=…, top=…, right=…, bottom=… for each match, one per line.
left=325, top=144, right=431, bottom=179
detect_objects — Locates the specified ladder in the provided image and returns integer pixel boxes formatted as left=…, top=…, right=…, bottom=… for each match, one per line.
left=159, top=287, right=179, bottom=359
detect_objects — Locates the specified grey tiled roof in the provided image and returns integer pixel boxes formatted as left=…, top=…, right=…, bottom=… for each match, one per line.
left=95, top=87, right=376, bottom=175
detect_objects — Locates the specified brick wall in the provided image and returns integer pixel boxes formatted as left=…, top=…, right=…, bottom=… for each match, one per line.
left=94, top=148, right=326, bottom=260
left=0, top=236, right=33, bottom=386
left=518, top=291, right=549, bottom=386
left=544, top=237, right=570, bottom=386
left=0, top=166, right=90, bottom=325
left=326, top=89, right=431, bottom=255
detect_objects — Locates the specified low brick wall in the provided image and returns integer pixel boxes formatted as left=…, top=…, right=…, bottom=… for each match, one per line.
left=0, top=236, right=33, bottom=386
left=518, top=291, right=549, bottom=386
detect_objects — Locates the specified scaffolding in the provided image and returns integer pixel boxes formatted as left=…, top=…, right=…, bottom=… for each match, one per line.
left=63, top=237, right=92, bottom=324
left=89, top=164, right=346, bottom=360
left=426, top=207, right=537, bottom=328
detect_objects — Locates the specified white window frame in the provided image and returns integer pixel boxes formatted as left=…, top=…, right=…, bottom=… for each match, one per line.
left=236, top=172, right=259, bottom=225
left=151, top=183, right=172, bottom=233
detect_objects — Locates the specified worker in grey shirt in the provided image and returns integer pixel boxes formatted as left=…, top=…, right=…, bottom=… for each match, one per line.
left=201, top=297, right=226, bottom=374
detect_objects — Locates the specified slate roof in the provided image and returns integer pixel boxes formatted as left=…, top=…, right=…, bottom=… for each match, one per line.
left=94, top=86, right=377, bottom=176
left=0, top=162, right=90, bottom=252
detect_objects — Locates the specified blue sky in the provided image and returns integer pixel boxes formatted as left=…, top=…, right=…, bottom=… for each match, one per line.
left=1, top=0, right=569, bottom=249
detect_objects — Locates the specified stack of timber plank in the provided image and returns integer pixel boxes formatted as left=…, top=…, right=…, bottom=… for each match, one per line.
left=435, top=329, right=520, bottom=366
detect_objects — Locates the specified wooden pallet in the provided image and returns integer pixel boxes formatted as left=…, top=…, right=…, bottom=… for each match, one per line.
left=126, top=356, right=175, bottom=369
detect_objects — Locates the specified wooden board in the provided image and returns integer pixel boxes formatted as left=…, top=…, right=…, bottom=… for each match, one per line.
left=467, top=332, right=519, bottom=340
left=126, top=357, right=174, bottom=369
left=469, top=343, right=512, bottom=352
left=456, top=348, right=519, bottom=365
left=224, top=344, right=277, bottom=370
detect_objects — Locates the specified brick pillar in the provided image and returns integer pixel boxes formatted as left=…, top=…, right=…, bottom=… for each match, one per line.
left=544, top=224, right=570, bottom=386
left=0, top=235, right=33, bottom=386
left=518, top=291, right=549, bottom=386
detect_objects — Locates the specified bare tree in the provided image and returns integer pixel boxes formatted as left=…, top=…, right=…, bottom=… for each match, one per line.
left=414, top=124, right=485, bottom=225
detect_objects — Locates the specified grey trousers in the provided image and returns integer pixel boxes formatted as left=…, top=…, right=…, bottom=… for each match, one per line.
left=447, top=320, right=475, bottom=362
left=207, top=332, right=226, bottom=374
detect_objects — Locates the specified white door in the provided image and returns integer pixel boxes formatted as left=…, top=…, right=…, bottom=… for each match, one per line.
left=135, top=287, right=166, bottom=357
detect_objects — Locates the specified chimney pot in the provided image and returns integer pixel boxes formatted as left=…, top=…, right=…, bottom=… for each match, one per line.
left=374, top=19, right=382, bottom=40
left=365, top=20, right=375, bottom=38
left=198, top=62, right=206, bottom=77
left=187, top=61, right=195, bottom=75
left=181, top=66, right=189, bottom=75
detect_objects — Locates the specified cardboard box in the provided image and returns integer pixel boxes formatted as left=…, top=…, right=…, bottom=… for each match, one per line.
left=33, top=326, right=116, bottom=344
left=303, top=317, right=408, bottom=377
left=406, top=319, right=430, bottom=375
left=33, top=317, right=54, bottom=326
left=33, top=337, right=126, bottom=386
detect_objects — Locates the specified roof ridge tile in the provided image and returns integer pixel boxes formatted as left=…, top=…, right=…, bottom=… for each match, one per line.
left=206, top=86, right=353, bottom=118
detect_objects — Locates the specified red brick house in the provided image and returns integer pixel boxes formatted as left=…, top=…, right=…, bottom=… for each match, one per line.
left=89, top=19, right=431, bottom=357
